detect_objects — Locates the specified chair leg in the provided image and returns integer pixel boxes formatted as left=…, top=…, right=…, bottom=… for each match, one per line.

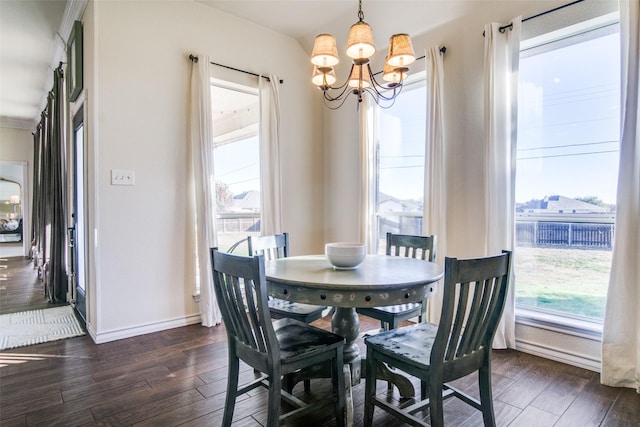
left=222, top=355, right=240, bottom=427
left=304, top=379, right=311, bottom=392
left=267, top=370, right=282, bottom=427
left=363, top=346, right=377, bottom=426
left=385, top=318, right=401, bottom=392
left=429, top=378, right=445, bottom=427
left=478, top=364, right=497, bottom=427
left=333, top=350, right=346, bottom=427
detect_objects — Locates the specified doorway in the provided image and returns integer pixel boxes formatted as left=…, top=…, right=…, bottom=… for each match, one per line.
left=70, top=105, right=87, bottom=322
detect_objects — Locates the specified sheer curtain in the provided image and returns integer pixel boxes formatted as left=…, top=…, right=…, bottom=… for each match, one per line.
left=188, top=54, right=221, bottom=327
left=601, top=0, right=640, bottom=392
left=359, top=98, right=376, bottom=251
left=259, top=75, right=283, bottom=236
left=483, top=17, right=521, bottom=349
left=423, top=46, right=448, bottom=324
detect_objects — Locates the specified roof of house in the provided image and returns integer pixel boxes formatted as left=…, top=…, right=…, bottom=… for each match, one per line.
left=517, top=195, right=609, bottom=213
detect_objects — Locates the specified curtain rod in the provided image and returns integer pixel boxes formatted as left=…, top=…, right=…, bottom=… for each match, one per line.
left=486, top=0, right=585, bottom=35
left=372, top=46, right=446, bottom=77
left=188, top=54, right=283, bottom=84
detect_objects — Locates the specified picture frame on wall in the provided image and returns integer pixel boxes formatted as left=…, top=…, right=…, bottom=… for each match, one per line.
left=67, top=20, right=83, bottom=102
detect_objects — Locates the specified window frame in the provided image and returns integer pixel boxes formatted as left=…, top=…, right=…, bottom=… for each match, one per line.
left=367, top=74, right=427, bottom=253
left=514, top=12, right=621, bottom=337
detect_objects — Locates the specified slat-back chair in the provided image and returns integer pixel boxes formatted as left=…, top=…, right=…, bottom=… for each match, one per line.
left=357, top=232, right=437, bottom=330
left=211, top=249, right=346, bottom=427
left=248, top=233, right=330, bottom=323
left=363, top=251, right=512, bottom=427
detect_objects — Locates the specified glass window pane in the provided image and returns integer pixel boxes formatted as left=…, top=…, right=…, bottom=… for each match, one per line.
left=373, top=81, right=426, bottom=252
left=211, top=82, right=260, bottom=253
left=515, top=24, right=620, bottom=321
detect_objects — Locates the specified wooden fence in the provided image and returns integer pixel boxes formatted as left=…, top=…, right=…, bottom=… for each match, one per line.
left=516, top=221, right=615, bottom=248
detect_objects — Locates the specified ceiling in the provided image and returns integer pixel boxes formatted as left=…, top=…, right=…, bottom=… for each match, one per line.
left=0, top=0, right=550, bottom=130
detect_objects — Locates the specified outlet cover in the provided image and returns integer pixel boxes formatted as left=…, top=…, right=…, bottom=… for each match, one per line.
left=111, top=169, right=135, bottom=186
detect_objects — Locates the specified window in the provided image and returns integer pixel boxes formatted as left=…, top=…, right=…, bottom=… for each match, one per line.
left=370, top=78, right=426, bottom=253
left=515, top=16, right=620, bottom=322
left=211, top=79, right=261, bottom=253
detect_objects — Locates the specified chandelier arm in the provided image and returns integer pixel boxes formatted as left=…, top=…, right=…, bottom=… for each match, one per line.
left=319, top=62, right=354, bottom=94
left=324, top=93, right=354, bottom=110
left=362, top=87, right=400, bottom=109
left=364, top=63, right=405, bottom=102
left=366, top=74, right=401, bottom=101
left=322, top=83, right=353, bottom=102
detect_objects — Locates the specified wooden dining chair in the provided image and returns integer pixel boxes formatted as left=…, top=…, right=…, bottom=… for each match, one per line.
left=211, top=249, right=346, bottom=427
left=357, top=232, right=437, bottom=330
left=363, top=250, right=512, bottom=427
left=248, top=233, right=330, bottom=323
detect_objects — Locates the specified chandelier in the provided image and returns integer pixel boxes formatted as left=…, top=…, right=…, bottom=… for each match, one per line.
left=310, top=0, right=416, bottom=109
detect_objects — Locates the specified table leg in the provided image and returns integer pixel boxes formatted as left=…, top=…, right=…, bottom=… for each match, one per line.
left=331, top=307, right=361, bottom=385
left=284, top=306, right=415, bottom=403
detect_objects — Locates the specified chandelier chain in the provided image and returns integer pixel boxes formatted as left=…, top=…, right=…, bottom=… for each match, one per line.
left=358, top=0, right=364, bottom=22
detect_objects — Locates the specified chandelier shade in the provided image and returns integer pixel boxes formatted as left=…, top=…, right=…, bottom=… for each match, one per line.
left=311, top=34, right=340, bottom=67
left=387, top=34, right=416, bottom=67
left=382, top=60, right=407, bottom=85
left=310, top=0, right=416, bottom=109
left=346, top=21, right=376, bottom=60
left=348, top=65, right=371, bottom=88
left=312, top=65, right=337, bottom=86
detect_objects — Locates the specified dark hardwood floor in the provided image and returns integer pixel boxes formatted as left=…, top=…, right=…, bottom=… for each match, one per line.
left=0, top=255, right=66, bottom=315
left=1, top=256, right=638, bottom=426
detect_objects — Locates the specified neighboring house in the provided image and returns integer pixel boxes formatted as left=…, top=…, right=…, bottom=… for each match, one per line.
left=378, top=193, right=422, bottom=213
left=232, top=190, right=260, bottom=211
left=517, top=195, right=610, bottom=214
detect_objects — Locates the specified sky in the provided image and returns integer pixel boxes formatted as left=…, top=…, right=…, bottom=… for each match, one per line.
left=214, top=136, right=260, bottom=196
left=516, top=31, right=620, bottom=205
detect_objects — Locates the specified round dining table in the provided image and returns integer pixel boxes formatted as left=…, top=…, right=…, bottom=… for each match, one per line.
left=265, top=254, right=443, bottom=384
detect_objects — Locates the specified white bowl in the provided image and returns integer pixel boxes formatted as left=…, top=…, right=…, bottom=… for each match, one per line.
left=325, top=242, right=366, bottom=269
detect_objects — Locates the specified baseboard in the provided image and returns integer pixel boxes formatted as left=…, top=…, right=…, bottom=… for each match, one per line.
left=515, top=338, right=601, bottom=372
left=89, top=313, right=202, bottom=344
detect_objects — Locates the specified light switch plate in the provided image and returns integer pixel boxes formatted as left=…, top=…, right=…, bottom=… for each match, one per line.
left=111, top=169, right=135, bottom=186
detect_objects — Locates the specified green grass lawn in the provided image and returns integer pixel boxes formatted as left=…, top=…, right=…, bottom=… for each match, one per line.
left=514, top=246, right=612, bottom=319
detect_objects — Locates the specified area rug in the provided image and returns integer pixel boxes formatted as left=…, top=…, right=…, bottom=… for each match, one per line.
left=0, top=306, right=85, bottom=350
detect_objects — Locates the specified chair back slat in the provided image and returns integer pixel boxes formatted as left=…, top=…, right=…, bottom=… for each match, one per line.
left=433, top=251, right=512, bottom=366
left=457, top=280, right=492, bottom=356
left=445, top=283, right=469, bottom=360
left=211, top=249, right=279, bottom=361
left=248, top=233, right=290, bottom=260
left=386, top=232, right=437, bottom=262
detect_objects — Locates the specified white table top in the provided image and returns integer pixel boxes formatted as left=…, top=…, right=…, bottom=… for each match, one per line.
left=265, top=254, right=443, bottom=308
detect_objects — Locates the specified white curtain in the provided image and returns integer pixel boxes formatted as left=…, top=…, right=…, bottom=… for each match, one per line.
left=188, top=54, right=221, bottom=327
left=359, top=98, right=376, bottom=251
left=259, top=75, right=283, bottom=236
left=483, top=18, right=521, bottom=349
left=601, top=0, right=640, bottom=393
left=423, top=46, right=448, bottom=325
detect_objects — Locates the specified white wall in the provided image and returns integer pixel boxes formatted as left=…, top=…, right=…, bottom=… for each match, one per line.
left=84, top=0, right=322, bottom=341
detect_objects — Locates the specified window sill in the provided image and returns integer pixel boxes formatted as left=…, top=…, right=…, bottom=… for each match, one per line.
left=515, top=308, right=602, bottom=341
